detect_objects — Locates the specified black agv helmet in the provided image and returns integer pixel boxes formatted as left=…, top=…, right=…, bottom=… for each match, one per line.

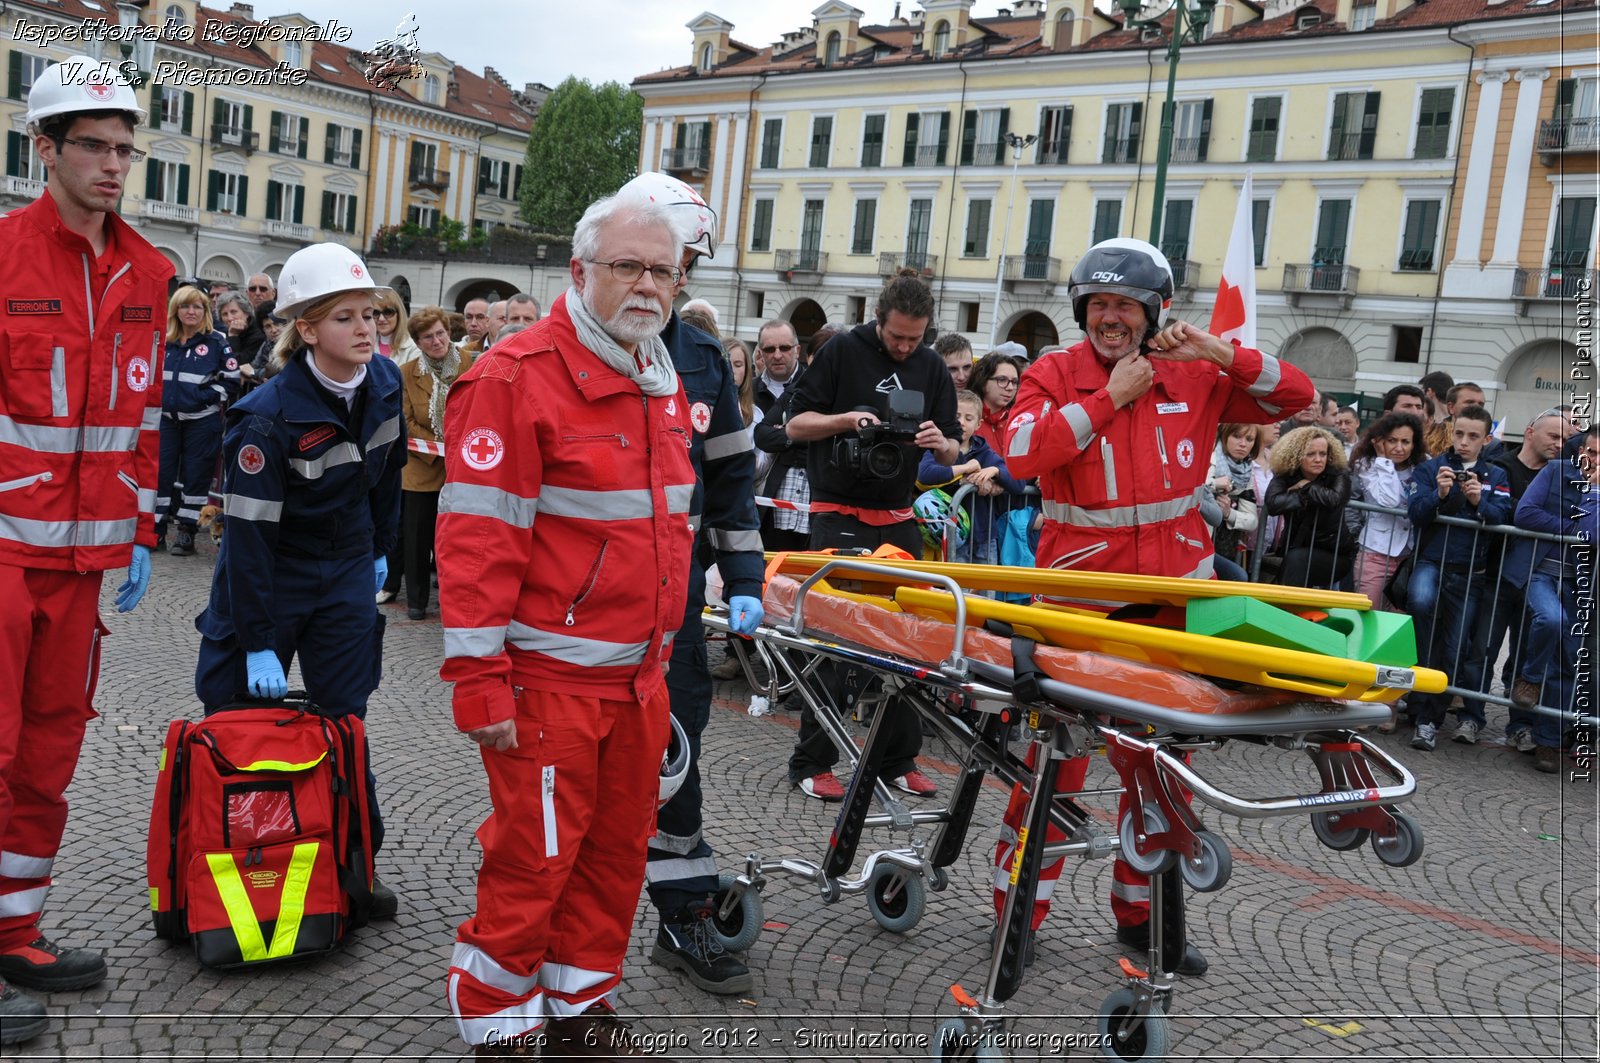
left=1068, top=238, right=1175, bottom=338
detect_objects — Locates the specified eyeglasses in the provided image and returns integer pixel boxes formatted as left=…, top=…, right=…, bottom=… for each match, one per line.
left=374, top=308, right=398, bottom=318
left=992, top=376, right=1019, bottom=389
left=247, top=285, right=272, bottom=293
left=760, top=343, right=796, bottom=355
left=586, top=259, right=682, bottom=287
left=60, top=137, right=145, bottom=163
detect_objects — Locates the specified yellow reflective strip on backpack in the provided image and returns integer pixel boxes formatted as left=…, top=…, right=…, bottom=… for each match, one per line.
left=237, top=753, right=328, bottom=772
left=265, top=842, right=319, bottom=959
left=205, top=853, right=269, bottom=962
left=148, top=886, right=158, bottom=911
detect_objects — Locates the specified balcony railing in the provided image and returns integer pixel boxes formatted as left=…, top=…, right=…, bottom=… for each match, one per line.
left=1284, top=262, right=1360, bottom=305
left=141, top=200, right=199, bottom=224
left=1514, top=266, right=1596, bottom=311
left=1003, top=255, right=1060, bottom=285
left=913, top=145, right=943, bottom=167
left=1327, top=132, right=1373, bottom=161
left=1398, top=247, right=1435, bottom=272
left=1104, top=137, right=1139, bottom=164
left=263, top=220, right=315, bottom=242
left=879, top=251, right=938, bottom=276
left=3, top=175, right=45, bottom=200
left=209, top=124, right=259, bottom=153
left=409, top=167, right=449, bottom=191
left=660, top=146, right=710, bottom=173
left=1169, top=258, right=1199, bottom=291
left=1245, top=130, right=1276, bottom=163
left=1036, top=141, right=1068, bottom=165
left=329, top=148, right=354, bottom=167
left=1168, top=136, right=1207, bottom=164
left=775, top=248, right=827, bottom=275
left=971, top=141, right=1003, bottom=166
left=1536, top=116, right=1600, bottom=156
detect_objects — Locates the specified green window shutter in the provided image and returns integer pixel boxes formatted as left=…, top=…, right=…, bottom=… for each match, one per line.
left=477, top=160, right=488, bottom=193
left=674, top=122, right=686, bottom=150
left=1251, top=199, right=1269, bottom=266
left=1198, top=99, right=1213, bottom=161
left=321, top=190, right=335, bottom=229
left=498, top=165, right=509, bottom=199
left=242, top=104, right=254, bottom=132
left=350, top=129, right=362, bottom=168
left=324, top=124, right=337, bottom=163
left=346, top=196, right=357, bottom=234
left=1129, top=103, right=1142, bottom=152
left=148, top=90, right=162, bottom=131
left=1553, top=78, right=1575, bottom=120
left=212, top=98, right=225, bottom=134
left=902, top=113, right=920, bottom=166
left=206, top=171, right=219, bottom=211
left=6, top=131, right=22, bottom=178
left=7, top=54, right=22, bottom=102
left=409, top=141, right=422, bottom=177
left=269, top=113, right=281, bottom=153
left=1102, top=111, right=1117, bottom=164
left=236, top=175, right=248, bottom=217
left=1359, top=91, right=1380, bottom=158
left=513, top=164, right=522, bottom=196
left=936, top=110, right=951, bottom=164
left=181, top=91, right=193, bottom=135
left=298, top=117, right=309, bottom=159
left=265, top=179, right=280, bottom=221
left=959, top=109, right=976, bottom=165
left=177, top=164, right=189, bottom=205
left=999, top=107, right=1010, bottom=143
left=293, top=186, right=304, bottom=224
left=145, top=160, right=159, bottom=199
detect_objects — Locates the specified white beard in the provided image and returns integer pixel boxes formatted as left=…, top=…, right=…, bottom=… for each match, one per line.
left=584, top=286, right=664, bottom=347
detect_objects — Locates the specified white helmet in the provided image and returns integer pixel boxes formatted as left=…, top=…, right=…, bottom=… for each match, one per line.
left=659, top=714, right=691, bottom=807
left=26, top=55, right=146, bottom=127
left=617, top=171, right=718, bottom=260
left=275, top=244, right=389, bottom=318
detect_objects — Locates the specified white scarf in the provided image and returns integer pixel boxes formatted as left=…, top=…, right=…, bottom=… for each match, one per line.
left=419, top=345, right=461, bottom=441
left=306, top=352, right=366, bottom=409
left=563, top=287, right=678, bottom=397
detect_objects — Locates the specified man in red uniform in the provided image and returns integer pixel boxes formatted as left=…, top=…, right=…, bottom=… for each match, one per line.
left=439, top=195, right=695, bottom=1059
left=0, top=57, right=172, bottom=1044
left=997, top=238, right=1313, bottom=976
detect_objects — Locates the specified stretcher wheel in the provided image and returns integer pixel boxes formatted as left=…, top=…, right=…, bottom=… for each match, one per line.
left=1310, top=811, right=1370, bottom=851
left=1370, top=811, right=1424, bottom=868
left=866, top=865, right=926, bottom=934
left=931, top=1017, right=1005, bottom=1061
left=1179, top=830, right=1232, bottom=893
left=1097, top=987, right=1170, bottom=1061
left=928, top=866, right=949, bottom=893
left=710, top=873, right=763, bottom=954
left=1118, top=807, right=1177, bottom=876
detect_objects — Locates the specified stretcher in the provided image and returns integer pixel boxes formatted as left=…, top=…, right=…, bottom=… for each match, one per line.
left=702, top=554, right=1434, bottom=1063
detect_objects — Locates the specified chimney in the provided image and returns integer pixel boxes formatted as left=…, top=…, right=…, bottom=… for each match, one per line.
left=228, top=2, right=254, bottom=17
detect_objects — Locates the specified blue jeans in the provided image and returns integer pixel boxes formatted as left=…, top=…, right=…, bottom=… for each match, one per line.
left=1409, top=561, right=1488, bottom=727
left=1521, top=571, right=1584, bottom=748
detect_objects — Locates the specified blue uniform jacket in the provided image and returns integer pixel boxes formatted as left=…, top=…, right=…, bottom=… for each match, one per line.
left=162, top=328, right=239, bottom=417
left=197, top=349, right=405, bottom=653
left=1406, top=448, right=1512, bottom=569
left=661, top=313, right=763, bottom=602
left=1503, top=456, right=1600, bottom=588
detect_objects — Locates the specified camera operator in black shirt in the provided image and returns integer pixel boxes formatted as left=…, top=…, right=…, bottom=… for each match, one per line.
left=781, top=269, right=961, bottom=800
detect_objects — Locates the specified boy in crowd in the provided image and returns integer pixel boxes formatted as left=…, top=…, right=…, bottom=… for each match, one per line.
left=917, top=390, right=1028, bottom=563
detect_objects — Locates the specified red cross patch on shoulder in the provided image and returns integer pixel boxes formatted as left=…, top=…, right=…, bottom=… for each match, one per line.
left=690, top=402, right=712, bottom=434
left=238, top=444, right=266, bottom=475
left=461, top=427, right=504, bottom=471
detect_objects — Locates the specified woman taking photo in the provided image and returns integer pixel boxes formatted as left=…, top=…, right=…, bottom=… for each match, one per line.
left=373, top=291, right=421, bottom=364
left=966, top=351, right=1027, bottom=451
left=1348, top=411, right=1424, bottom=608
left=157, top=285, right=239, bottom=556
left=194, top=243, right=406, bottom=917
left=1264, top=425, right=1354, bottom=589
left=398, top=306, right=473, bottom=620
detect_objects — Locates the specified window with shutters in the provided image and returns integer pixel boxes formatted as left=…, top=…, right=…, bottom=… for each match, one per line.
left=479, top=158, right=511, bottom=199
left=325, top=125, right=361, bottom=169
left=906, top=198, right=934, bottom=268
left=759, top=118, right=782, bottom=169
left=1328, top=91, right=1380, bottom=160
left=859, top=113, right=886, bottom=167
left=1161, top=200, right=1193, bottom=263
left=1092, top=200, right=1122, bottom=244
left=5, top=133, right=46, bottom=182
left=1170, top=100, right=1212, bottom=163
left=155, top=87, right=191, bottom=133
left=963, top=199, right=992, bottom=258
left=1247, top=96, right=1282, bottom=162
left=409, top=141, right=439, bottom=183
left=1397, top=199, right=1440, bottom=271
left=809, top=116, right=833, bottom=168
left=1413, top=87, right=1454, bottom=159
left=851, top=199, right=876, bottom=255
left=1023, top=200, right=1053, bottom=279
left=1542, top=78, right=1598, bottom=152
left=798, top=200, right=824, bottom=269
left=6, top=53, right=48, bottom=101
left=1350, top=1, right=1376, bottom=31
left=264, top=180, right=304, bottom=224
left=148, top=160, right=188, bottom=204
left=960, top=108, right=1009, bottom=166
left=321, top=191, right=358, bottom=233
left=209, top=171, right=246, bottom=215
left=1036, top=106, right=1071, bottom=165
left=1312, top=198, right=1352, bottom=288
left=270, top=111, right=306, bottom=158
left=750, top=198, right=773, bottom=252
left=217, top=100, right=246, bottom=144
left=903, top=111, right=951, bottom=167
left=407, top=204, right=439, bottom=230
left=1251, top=199, right=1271, bottom=266
left=1103, top=103, right=1142, bottom=164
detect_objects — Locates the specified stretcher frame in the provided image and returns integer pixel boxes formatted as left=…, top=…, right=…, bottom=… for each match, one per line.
left=703, top=558, right=1425, bottom=1062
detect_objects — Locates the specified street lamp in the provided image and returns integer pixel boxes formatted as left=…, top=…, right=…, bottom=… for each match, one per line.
left=1116, top=0, right=1217, bottom=249
left=987, top=130, right=1037, bottom=348
left=115, top=2, right=152, bottom=87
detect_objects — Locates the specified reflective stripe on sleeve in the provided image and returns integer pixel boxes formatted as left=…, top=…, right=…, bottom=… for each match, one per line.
left=222, top=494, right=283, bottom=522
left=439, top=482, right=538, bottom=529
left=1061, top=402, right=1095, bottom=451
left=702, top=430, right=754, bottom=462
left=708, top=528, right=763, bottom=553
left=1246, top=353, right=1284, bottom=398
left=1008, top=420, right=1036, bottom=459
left=289, top=442, right=362, bottom=479
left=444, top=626, right=509, bottom=659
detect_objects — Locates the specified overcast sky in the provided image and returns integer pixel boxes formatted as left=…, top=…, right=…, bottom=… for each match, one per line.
left=271, top=1, right=918, bottom=90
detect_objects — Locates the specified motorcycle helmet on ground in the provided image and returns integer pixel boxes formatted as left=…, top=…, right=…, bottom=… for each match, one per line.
left=913, top=488, right=971, bottom=554
left=1067, top=237, right=1175, bottom=341
left=659, top=714, right=691, bottom=807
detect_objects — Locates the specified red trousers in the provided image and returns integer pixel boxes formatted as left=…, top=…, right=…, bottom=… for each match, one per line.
left=0, top=565, right=106, bottom=951
left=448, top=684, right=670, bottom=1046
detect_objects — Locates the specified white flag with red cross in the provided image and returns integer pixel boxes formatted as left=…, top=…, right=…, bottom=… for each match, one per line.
left=1209, top=170, right=1257, bottom=351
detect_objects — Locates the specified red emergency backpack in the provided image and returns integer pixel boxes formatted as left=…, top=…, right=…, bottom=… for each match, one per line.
left=147, top=698, right=375, bottom=969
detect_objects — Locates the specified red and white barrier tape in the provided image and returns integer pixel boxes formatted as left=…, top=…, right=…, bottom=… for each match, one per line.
left=407, top=438, right=446, bottom=456
left=754, top=495, right=811, bottom=513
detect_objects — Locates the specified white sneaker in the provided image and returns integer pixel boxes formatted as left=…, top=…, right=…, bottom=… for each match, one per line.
left=1453, top=719, right=1480, bottom=745
left=1412, top=723, right=1437, bottom=751
left=376, top=590, right=396, bottom=604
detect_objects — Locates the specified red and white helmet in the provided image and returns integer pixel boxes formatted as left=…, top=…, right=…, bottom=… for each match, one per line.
left=26, top=55, right=146, bottom=127
left=617, top=171, right=718, bottom=260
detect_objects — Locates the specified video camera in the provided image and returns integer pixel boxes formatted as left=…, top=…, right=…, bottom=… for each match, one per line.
left=832, top=389, right=925, bottom=481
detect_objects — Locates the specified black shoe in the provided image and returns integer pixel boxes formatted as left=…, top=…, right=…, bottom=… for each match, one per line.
left=407, top=606, right=425, bottom=620
left=169, top=529, right=195, bottom=557
left=650, top=900, right=753, bottom=995
left=369, top=878, right=398, bottom=920
left=0, top=983, right=47, bottom=1045
left=0, top=935, right=107, bottom=991
left=1115, top=922, right=1208, bottom=977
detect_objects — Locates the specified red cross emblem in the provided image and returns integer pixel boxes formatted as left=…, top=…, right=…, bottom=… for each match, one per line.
left=1176, top=438, right=1196, bottom=469
left=85, top=82, right=115, bottom=102
left=350, top=264, right=364, bottom=278
left=126, top=356, right=150, bottom=392
left=225, top=357, right=238, bottom=371
left=196, top=344, right=208, bottom=356
left=690, top=401, right=711, bottom=434
left=238, top=444, right=266, bottom=475
left=461, top=427, right=504, bottom=471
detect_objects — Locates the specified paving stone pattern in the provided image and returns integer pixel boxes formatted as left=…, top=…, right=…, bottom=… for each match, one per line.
left=10, top=545, right=1599, bottom=1059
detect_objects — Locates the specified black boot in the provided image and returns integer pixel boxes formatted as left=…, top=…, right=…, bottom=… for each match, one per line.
left=169, top=528, right=195, bottom=556
left=650, top=900, right=753, bottom=995
left=0, top=935, right=107, bottom=991
left=1115, top=921, right=1209, bottom=977
left=369, top=878, right=398, bottom=920
left=0, top=982, right=47, bottom=1046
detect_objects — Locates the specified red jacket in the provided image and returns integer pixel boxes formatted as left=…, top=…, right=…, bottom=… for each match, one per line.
left=0, top=190, right=172, bottom=572
left=1004, top=340, right=1312, bottom=580
left=437, top=294, right=696, bottom=731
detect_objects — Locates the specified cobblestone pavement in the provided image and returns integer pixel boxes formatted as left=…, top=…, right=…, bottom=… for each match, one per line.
left=8, top=543, right=1599, bottom=1060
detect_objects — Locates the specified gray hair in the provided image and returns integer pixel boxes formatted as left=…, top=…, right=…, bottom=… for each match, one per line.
left=681, top=298, right=719, bottom=327
left=507, top=292, right=541, bottom=315
left=214, top=290, right=252, bottom=326
left=571, top=194, right=678, bottom=267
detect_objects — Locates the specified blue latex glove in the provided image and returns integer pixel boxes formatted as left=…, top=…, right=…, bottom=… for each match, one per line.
left=114, top=545, right=152, bottom=613
left=728, top=595, right=764, bottom=637
left=246, top=650, right=288, bottom=699
left=374, top=555, right=388, bottom=593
